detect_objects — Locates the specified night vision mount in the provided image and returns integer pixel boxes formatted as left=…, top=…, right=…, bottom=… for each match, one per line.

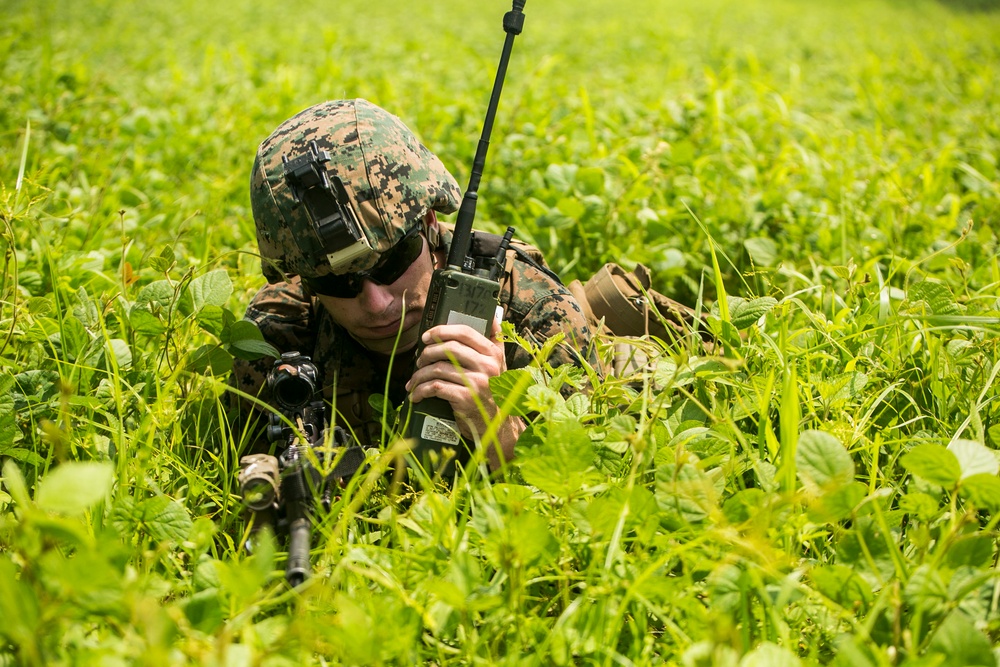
left=282, top=141, right=373, bottom=271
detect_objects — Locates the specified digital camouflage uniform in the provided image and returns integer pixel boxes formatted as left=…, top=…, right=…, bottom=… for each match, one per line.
left=230, top=99, right=595, bottom=450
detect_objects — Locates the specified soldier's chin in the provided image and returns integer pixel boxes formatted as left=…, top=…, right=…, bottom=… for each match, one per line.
left=355, top=323, right=420, bottom=355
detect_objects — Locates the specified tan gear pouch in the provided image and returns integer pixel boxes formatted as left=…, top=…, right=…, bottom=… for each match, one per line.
left=570, top=263, right=703, bottom=340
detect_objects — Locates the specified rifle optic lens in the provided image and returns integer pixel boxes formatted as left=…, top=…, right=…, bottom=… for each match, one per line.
left=273, top=375, right=314, bottom=411
left=267, top=353, right=320, bottom=412
left=238, top=454, right=280, bottom=512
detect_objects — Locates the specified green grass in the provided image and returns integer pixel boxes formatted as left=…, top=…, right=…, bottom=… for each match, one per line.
left=2, top=0, right=1000, bottom=664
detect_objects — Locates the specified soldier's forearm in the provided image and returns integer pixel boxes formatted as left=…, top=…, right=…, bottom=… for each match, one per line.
left=484, top=414, right=526, bottom=471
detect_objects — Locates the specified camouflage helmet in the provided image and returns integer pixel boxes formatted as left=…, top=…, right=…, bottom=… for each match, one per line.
left=250, top=99, right=461, bottom=283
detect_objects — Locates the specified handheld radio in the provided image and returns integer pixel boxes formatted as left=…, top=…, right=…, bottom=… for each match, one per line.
left=406, top=1, right=527, bottom=468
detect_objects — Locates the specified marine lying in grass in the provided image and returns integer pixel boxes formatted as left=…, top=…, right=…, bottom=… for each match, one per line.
left=229, top=98, right=596, bottom=471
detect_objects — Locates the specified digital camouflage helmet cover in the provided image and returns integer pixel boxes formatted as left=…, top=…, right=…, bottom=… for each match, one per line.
left=250, top=99, right=461, bottom=283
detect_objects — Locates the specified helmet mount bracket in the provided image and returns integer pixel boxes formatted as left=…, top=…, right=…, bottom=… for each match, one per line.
left=282, top=140, right=373, bottom=272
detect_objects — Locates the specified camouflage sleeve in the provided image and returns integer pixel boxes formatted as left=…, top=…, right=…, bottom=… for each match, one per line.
left=508, top=291, right=598, bottom=371
left=227, top=279, right=317, bottom=451
left=500, top=259, right=599, bottom=374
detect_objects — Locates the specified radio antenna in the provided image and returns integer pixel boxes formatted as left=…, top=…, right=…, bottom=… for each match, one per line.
left=446, top=1, right=526, bottom=270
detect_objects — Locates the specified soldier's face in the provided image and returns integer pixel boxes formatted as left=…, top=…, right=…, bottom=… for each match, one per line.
left=315, top=234, right=434, bottom=355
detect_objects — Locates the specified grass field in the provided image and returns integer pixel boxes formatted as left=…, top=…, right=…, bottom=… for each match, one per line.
left=2, top=0, right=1000, bottom=664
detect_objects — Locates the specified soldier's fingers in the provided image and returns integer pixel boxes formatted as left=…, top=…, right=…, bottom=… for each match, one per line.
left=416, top=339, right=504, bottom=374
left=408, top=373, right=494, bottom=413
left=408, top=357, right=492, bottom=395
left=421, top=324, right=496, bottom=354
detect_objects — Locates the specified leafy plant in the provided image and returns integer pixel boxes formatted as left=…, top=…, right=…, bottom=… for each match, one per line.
left=2, top=0, right=999, bottom=664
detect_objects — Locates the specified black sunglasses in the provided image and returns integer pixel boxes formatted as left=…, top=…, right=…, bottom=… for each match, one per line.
left=300, top=227, right=425, bottom=298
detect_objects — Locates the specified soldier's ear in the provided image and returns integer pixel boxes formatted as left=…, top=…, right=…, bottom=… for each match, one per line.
left=423, top=209, right=442, bottom=249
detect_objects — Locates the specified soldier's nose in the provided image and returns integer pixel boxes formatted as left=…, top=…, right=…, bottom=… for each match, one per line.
left=357, top=278, right=394, bottom=311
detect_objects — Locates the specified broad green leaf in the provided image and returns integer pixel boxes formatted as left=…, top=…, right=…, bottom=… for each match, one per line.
left=728, top=296, right=778, bottom=330
left=518, top=420, right=599, bottom=498
left=655, top=463, right=714, bottom=524
left=743, top=237, right=778, bottom=267
left=0, top=447, right=45, bottom=466
left=182, top=589, right=225, bottom=634
left=722, top=488, right=767, bottom=524
left=221, top=320, right=264, bottom=343
left=58, top=315, right=89, bottom=362
left=107, top=338, right=133, bottom=368
left=148, top=244, right=175, bottom=273
left=39, top=548, right=123, bottom=611
left=989, top=423, right=1000, bottom=449
left=899, top=492, right=942, bottom=521
left=817, top=371, right=869, bottom=406
left=489, top=369, right=536, bottom=418
left=927, top=612, right=995, bottom=666
left=2, top=459, right=31, bottom=509
left=194, top=556, right=223, bottom=591
left=525, top=383, right=566, bottom=416
left=14, top=369, right=59, bottom=403
left=575, top=166, right=606, bottom=195
left=187, top=344, right=234, bottom=375
left=25, top=295, right=52, bottom=314
left=129, top=307, right=166, bottom=335
left=225, top=319, right=280, bottom=360
left=187, top=269, right=232, bottom=312
left=74, top=286, right=100, bottom=327
left=809, top=564, right=873, bottom=610
left=908, top=280, right=959, bottom=316
left=945, top=534, right=994, bottom=569
left=0, top=377, right=16, bottom=450
left=740, top=642, right=802, bottom=667
left=708, top=564, right=746, bottom=613
left=947, top=439, right=999, bottom=479
left=959, top=473, right=1000, bottom=512
left=136, top=279, right=175, bottom=308
left=901, top=444, right=961, bottom=488
left=545, top=163, right=576, bottom=193
left=0, top=559, right=41, bottom=648
left=230, top=337, right=280, bottom=360
left=506, top=511, right=557, bottom=567
left=903, top=564, right=948, bottom=616
left=32, top=514, right=94, bottom=549
left=135, top=495, right=193, bottom=544
left=706, top=316, right=742, bottom=349
left=35, top=462, right=114, bottom=516
left=196, top=304, right=227, bottom=337
left=148, top=255, right=171, bottom=273
left=809, top=481, right=867, bottom=523
left=796, top=430, right=854, bottom=490
left=585, top=486, right=657, bottom=538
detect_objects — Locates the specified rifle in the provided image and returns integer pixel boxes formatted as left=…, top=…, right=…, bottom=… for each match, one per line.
left=238, top=352, right=364, bottom=587
left=405, top=0, right=527, bottom=469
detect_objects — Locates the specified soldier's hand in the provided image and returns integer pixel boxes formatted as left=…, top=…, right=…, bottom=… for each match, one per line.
left=406, top=319, right=523, bottom=468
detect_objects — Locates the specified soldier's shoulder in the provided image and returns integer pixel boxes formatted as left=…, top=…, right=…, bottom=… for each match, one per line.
left=245, top=279, right=315, bottom=323
left=505, top=254, right=580, bottom=321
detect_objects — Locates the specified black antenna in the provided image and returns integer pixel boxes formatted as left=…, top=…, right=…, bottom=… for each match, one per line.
left=446, top=1, right=527, bottom=270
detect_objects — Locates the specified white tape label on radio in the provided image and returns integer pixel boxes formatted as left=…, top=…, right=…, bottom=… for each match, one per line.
left=447, top=310, right=489, bottom=335
left=420, top=415, right=461, bottom=446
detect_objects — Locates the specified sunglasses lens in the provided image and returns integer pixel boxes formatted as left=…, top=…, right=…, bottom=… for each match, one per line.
left=301, top=230, right=423, bottom=298
left=300, top=273, right=361, bottom=298
left=367, top=232, right=423, bottom=284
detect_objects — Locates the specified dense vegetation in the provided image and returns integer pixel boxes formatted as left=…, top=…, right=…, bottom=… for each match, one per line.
left=2, top=0, right=1000, bottom=664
